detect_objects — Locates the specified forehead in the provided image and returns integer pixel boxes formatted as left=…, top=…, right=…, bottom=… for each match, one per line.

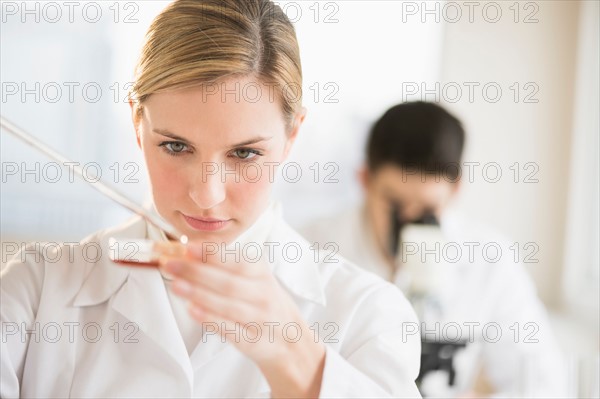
left=374, top=165, right=452, bottom=201
left=141, top=76, right=287, bottom=143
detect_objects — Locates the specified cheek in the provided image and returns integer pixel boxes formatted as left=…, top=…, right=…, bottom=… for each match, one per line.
left=367, top=194, right=391, bottom=240
left=142, top=148, right=187, bottom=203
left=374, top=203, right=391, bottom=237
left=229, top=164, right=274, bottom=205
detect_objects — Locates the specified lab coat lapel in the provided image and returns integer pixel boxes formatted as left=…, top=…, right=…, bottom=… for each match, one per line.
left=111, top=266, right=194, bottom=382
left=71, top=216, right=141, bottom=308
left=72, top=216, right=194, bottom=384
left=268, top=215, right=327, bottom=307
left=189, top=326, right=230, bottom=368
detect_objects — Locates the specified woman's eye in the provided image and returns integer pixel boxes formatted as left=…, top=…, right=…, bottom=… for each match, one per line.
left=232, top=148, right=261, bottom=160
left=160, top=141, right=188, bottom=155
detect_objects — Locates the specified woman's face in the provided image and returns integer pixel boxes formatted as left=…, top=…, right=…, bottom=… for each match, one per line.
left=132, top=76, right=302, bottom=244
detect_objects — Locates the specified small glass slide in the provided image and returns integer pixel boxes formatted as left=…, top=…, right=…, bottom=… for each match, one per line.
left=108, top=238, right=187, bottom=267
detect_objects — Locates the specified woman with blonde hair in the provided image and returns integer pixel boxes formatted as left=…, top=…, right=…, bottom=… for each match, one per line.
left=1, top=1, right=421, bottom=397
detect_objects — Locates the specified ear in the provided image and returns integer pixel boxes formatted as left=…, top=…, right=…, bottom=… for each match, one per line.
left=129, top=100, right=142, bottom=149
left=450, top=177, right=462, bottom=196
left=357, top=164, right=370, bottom=191
left=281, top=107, right=307, bottom=161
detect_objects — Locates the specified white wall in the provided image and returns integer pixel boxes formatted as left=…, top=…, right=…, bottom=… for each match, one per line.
left=562, top=0, right=600, bottom=328
left=437, top=0, right=581, bottom=307
left=274, top=1, right=445, bottom=226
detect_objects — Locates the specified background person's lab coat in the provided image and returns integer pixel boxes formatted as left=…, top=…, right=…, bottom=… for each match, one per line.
left=0, top=202, right=422, bottom=398
left=300, top=205, right=568, bottom=398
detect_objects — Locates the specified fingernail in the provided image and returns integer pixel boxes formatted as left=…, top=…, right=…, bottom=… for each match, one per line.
left=172, top=279, right=192, bottom=295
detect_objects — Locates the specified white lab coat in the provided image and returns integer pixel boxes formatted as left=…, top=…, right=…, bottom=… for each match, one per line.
left=0, top=202, right=422, bottom=398
left=299, top=205, right=568, bottom=398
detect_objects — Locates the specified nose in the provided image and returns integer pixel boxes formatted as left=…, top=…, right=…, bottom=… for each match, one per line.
left=188, top=166, right=226, bottom=210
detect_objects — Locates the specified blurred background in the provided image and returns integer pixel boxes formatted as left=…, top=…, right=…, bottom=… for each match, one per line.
left=1, top=1, right=598, bottom=396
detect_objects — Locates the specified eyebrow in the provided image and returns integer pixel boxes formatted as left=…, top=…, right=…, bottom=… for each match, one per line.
left=152, top=128, right=273, bottom=148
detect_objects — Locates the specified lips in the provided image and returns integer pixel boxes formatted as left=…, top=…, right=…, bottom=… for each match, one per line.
left=181, top=213, right=231, bottom=232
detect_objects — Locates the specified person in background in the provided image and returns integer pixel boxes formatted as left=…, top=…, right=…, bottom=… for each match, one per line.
left=300, top=101, right=567, bottom=397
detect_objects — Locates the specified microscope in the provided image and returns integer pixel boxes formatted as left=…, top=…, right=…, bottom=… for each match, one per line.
left=389, top=204, right=468, bottom=396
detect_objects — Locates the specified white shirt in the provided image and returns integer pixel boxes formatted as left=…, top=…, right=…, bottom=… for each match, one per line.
left=299, top=204, right=568, bottom=398
left=1, top=201, right=422, bottom=398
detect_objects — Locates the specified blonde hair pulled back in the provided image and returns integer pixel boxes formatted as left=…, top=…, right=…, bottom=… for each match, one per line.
left=130, top=0, right=302, bottom=130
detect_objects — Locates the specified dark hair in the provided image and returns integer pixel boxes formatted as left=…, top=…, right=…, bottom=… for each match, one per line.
left=366, top=101, right=465, bottom=180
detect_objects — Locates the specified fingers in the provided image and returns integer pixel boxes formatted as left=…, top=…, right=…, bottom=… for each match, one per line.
left=171, top=278, right=258, bottom=324
left=157, top=242, right=293, bottom=334
left=162, top=255, right=269, bottom=298
left=185, top=242, right=269, bottom=278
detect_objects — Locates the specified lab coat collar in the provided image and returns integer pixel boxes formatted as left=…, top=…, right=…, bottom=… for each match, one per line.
left=71, top=217, right=137, bottom=307
left=267, top=202, right=327, bottom=307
